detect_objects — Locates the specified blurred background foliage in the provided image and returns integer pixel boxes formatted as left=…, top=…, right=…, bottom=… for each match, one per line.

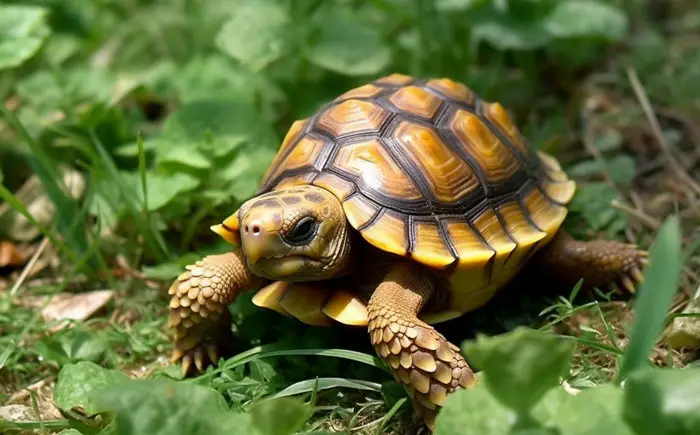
left=5, top=0, right=696, bottom=277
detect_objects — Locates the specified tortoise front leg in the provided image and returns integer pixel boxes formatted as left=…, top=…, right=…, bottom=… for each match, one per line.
left=367, top=263, right=476, bottom=431
left=167, top=249, right=265, bottom=375
left=533, top=230, right=648, bottom=294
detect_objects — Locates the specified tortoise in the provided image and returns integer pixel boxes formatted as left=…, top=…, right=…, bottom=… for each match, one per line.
left=165, top=73, right=648, bottom=430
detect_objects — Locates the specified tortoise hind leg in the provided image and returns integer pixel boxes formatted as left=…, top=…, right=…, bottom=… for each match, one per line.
left=532, top=230, right=648, bottom=294
left=367, top=262, right=476, bottom=431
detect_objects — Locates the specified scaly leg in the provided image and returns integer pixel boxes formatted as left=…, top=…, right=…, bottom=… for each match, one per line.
left=367, top=262, right=476, bottom=431
left=167, top=249, right=264, bottom=375
left=533, top=230, right=648, bottom=294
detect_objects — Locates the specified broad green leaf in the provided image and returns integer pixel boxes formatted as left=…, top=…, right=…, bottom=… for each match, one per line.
left=623, top=368, right=700, bottom=435
left=617, top=216, right=683, bottom=382
left=462, top=327, right=574, bottom=415
left=535, top=385, right=634, bottom=435
left=90, top=379, right=246, bottom=435
left=15, top=71, right=65, bottom=108
left=160, top=99, right=277, bottom=150
left=141, top=253, right=202, bottom=280
left=606, top=155, right=636, bottom=187
left=218, top=147, right=277, bottom=199
left=0, top=5, right=51, bottom=70
left=545, top=1, right=628, bottom=41
left=469, top=5, right=552, bottom=51
left=593, top=130, right=623, bottom=152
left=436, top=0, right=486, bottom=11
left=53, top=361, right=129, bottom=416
left=215, top=0, right=291, bottom=71
left=434, top=384, right=516, bottom=434
left=172, top=55, right=258, bottom=104
left=305, top=8, right=391, bottom=76
left=155, top=145, right=212, bottom=171
left=250, top=397, right=310, bottom=435
left=568, top=182, right=628, bottom=234
left=122, top=171, right=200, bottom=211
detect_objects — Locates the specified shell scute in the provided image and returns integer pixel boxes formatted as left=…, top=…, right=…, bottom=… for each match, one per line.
left=389, top=120, right=481, bottom=203
left=411, top=220, right=456, bottom=268
left=332, top=138, right=422, bottom=201
left=318, top=99, right=391, bottom=137
left=388, top=86, right=443, bottom=120
left=425, top=78, right=474, bottom=105
left=450, top=109, right=520, bottom=185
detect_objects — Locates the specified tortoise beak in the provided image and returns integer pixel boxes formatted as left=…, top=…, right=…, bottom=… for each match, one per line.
left=242, top=235, right=266, bottom=264
left=240, top=224, right=289, bottom=264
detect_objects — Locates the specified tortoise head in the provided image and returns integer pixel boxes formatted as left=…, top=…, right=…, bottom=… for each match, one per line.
left=212, top=185, right=353, bottom=281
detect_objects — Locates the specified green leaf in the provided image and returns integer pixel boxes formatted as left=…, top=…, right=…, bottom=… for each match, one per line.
left=617, top=216, right=683, bottom=382
left=250, top=397, right=310, bottom=435
left=470, top=7, right=552, bottom=51
left=544, top=1, right=628, bottom=41
left=215, top=0, right=291, bottom=71
left=568, top=182, right=628, bottom=234
left=623, top=368, right=700, bottom=435
left=0, top=5, right=51, bottom=70
left=172, top=55, right=258, bottom=104
left=160, top=99, right=277, bottom=150
left=141, top=253, right=203, bottom=280
left=53, top=361, right=129, bottom=416
left=123, top=171, right=200, bottom=212
left=436, top=0, right=486, bottom=11
left=90, top=378, right=245, bottom=435
left=462, top=327, right=574, bottom=415
left=434, top=384, right=516, bottom=434
left=155, top=145, right=212, bottom=171
left=305, top=8, right=391, bottom=76
left=535, top=385, right=634, bottom=435
left=606, top=155, right=636, bottom=187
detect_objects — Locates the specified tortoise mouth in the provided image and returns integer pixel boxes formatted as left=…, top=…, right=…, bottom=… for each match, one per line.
left=247, top=255, right=323, bottom=281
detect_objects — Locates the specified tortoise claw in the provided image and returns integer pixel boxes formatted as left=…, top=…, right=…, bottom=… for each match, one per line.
left=181, top=354, right=193, bottom=377
left=615, top=247, right=648, bottom=295
left=172, top=342, right=221, bottom=376
left=621, top=275, right=636, bottom=294
left=206, top=343, right=219, bottom=365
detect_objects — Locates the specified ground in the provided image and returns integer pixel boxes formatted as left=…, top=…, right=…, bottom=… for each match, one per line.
left=1, top=1, right=699, bottom=434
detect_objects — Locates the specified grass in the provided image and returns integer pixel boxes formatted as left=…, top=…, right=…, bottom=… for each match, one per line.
left=1, top=0, right=700, bottom=434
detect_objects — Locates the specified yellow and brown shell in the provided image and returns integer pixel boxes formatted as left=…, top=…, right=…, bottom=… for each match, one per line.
left=248, top=74, right=575, bottom=325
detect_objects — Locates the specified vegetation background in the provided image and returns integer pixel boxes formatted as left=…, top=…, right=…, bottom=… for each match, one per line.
left=1, top=0, right=699, bottom=434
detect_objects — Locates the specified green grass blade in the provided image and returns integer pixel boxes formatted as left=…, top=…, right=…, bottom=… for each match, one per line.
left=375, top=397, right=408, bottom=435
left=88, top=129, right=170, bottom=262
left=265, top=377, right=382, bottom=400
left=0, top=104, right=93, bottom=268
left=192, top=344, right=389, bottom=382
left=616, top=215, right=683, bottom=383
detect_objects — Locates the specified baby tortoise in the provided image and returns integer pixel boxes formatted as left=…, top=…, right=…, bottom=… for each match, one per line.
left=166, top=74, right=647, bottom=430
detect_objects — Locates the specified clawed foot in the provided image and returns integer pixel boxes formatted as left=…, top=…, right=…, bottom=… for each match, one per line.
left=607, top=243, right=648, bottom=295
left=171, top=338, right=222, bottom=376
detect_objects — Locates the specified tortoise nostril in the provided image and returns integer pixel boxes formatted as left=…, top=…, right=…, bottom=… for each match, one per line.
left=252, top=225, right=261, bottom=235
left=244, top=225, right=249, bottom=233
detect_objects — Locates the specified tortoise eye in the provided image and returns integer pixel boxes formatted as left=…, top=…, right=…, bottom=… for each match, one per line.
left=285, top=216, right=317, bottom=245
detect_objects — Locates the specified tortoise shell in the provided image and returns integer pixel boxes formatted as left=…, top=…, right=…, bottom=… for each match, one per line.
left=253, top=73, right=576, bottom=324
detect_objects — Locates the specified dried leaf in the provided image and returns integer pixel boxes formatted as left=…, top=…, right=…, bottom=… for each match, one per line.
left=0, top=240, right=25, bottom=267
left=41, top=290, right=115, bottom=323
